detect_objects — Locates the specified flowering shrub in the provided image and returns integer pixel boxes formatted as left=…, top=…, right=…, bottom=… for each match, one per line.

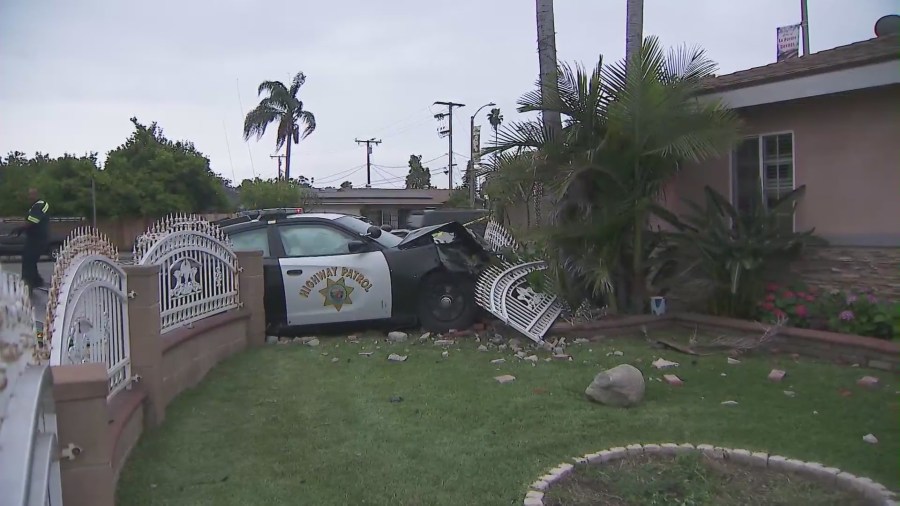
left=757, top=283, right=898, bottom=340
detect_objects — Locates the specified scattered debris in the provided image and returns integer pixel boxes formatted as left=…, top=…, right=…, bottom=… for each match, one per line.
left=663, top=374, right=683, bottom=387
left=585, top=364, right=645, bottom=407
left=720, top=373, right=727, bottom=377
left=768, top=369, right=786, bottom=382
left=727, top=358, right=741, bottom=365
left=655, top=338, right=703, bottom=356
left=553, top=346, right=566, bottom=355
left=525, top=355, right=538, bottom=362
left=498, top=344, right=508, bottom=351
left=321, top=352, right=329, bottom=356
left=574, top=338, right=590, bottom=345
left=863, top=434, right=879, bottom=444
left=494, top=375, right=516, bottom=384
left=347, top=335, right=359, bottom=343
left=813, top=410, right=818, bottom=415
left=389, top=396, right=403, bottom=403
left=266, top=335, right=279, bottom=344
left=477, top=345, right=489, bottom=352
left=305, top=338, right=320, bottom=347
left=358, top=352, right=374, bottom=357
left=387, top=353, right=408, bottom=362
left=419, top=332, right=431, bottom=342
left=651, top=358, right=679, bottom=369
left=721, top=400, right=739, bottom=406
left=533, top=387, right=547, bottom=395
left=856, top=376, right=880, bottom=389
left=490, top=334, right=505, bottom=345
left=606, top=350, right=624, bottom=357
left=552, top=354, right=571, bottom=361
left=434, top=339, right=454, bottom=347
left=783, top=390, right=796, bottom=397
left=490, top=358, right=506, bottom=365
left=388, top=331, right=408, bottom=343
left=838, top=388, right=853, bottom=397
left=441, top=351, right=449, bottom=358
left=515, top=351, right=527, bottom=359
left=330, top=357, right=339, bottom=363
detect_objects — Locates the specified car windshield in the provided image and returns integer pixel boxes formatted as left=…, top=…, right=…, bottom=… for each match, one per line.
left=335, top=216, right=402, bottom=248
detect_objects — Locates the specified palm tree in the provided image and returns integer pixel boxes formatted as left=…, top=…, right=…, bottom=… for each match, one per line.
left=486, top=36, right=740, bottom=312
left=534, top=0, right=562, bottom=227
left=243, top=72, right=316, bottom=181
left=625, top=0, right=644, bottom=73
left=486, top=108, right=503, bottom=158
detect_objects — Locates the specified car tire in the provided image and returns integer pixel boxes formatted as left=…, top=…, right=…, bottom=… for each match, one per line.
left=416, top=270, right=477, bottom=333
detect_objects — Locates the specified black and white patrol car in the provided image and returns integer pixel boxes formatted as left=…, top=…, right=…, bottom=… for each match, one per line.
left=221, top=211, right=493, bottom=335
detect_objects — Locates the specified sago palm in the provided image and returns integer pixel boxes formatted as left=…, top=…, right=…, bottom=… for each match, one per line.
left=243, top=72, right=316, bottom=181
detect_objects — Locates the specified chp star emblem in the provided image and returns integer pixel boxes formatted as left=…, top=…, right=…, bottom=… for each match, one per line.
left=319, top=277, right=354, bottom=311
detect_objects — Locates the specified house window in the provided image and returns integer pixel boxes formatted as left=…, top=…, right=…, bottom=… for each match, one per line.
left=731, top=133, right=794, bottom=230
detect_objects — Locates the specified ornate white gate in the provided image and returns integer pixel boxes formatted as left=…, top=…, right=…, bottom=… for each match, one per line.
left=45, top=228, right=132, bottom=398
left=134, top=214, right=239, bottom=334
left=0, top=267, right=64, bottom=506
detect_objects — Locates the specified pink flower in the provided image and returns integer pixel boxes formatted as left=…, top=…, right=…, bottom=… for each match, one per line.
left=846, top=294, right=858, bottom=304
left=773, top=309, right=787, bottom=319
left=762, top=302, right=775, bottom=311
left=796, top=291, right=806, bottom=298
left=839, top=310, right=855, bottom=321
left=783, top=291, right=795, bottom=299
left=794, top=305, right=808, bottom=318
left=805, top=295, right=815, bottom=302
left=765, top=293, right=776, bottom=302
left=766, top=283, right=779, bottom=292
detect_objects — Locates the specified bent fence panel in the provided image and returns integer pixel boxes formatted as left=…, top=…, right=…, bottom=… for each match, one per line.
left=45, top=228, right=132, bottom=398
left=134, top=215, right=239, bottom=334
left=475, top=260, right=563, bottom=343
left=0, top=268, right=63, bottom=506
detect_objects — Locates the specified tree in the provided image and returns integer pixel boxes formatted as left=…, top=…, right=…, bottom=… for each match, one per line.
left=404, top=155, right=432, bottom=189
left=340, top=180, right=353, bottom=189
left=487, top=108, right=504, bottom=152
left=534, top=0, right=562, bottom=226
left=238, top=178, right=318, bottom=209
left=487, top=37, right=740, bottom=312
left=625, top=0, right=644, bottom=74
left=444, top=186, right=472, bottom=208
left=243, top=71, right=316, bottom=181
left=104, top=118, right=231, bottom=216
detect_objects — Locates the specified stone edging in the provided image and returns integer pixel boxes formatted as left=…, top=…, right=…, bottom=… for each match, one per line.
left=522, top=443, right=898, bottom=506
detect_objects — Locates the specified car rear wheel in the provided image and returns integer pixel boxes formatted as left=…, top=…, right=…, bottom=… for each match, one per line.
left=417, top=271, right=477, bottom=333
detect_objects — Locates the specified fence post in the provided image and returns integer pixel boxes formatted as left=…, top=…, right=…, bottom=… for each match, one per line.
left=53, top=363, right=115, bottom=506
left=123, top=264, right=166, bottom=427
left=236, top=250, right=266, bottom=347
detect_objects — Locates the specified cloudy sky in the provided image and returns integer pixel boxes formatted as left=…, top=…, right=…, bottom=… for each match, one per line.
left=1, top=0, right=894, bottom=189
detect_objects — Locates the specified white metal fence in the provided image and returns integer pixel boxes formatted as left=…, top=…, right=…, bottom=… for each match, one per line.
left=45, top=228, right=132, bottom=398
left=0, top=267, right=64, bottom=506
left=133, top=214, right=239, bottom=334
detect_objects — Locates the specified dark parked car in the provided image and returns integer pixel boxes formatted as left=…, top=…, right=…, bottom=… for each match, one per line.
left=222, top=211, right=492, bottom=335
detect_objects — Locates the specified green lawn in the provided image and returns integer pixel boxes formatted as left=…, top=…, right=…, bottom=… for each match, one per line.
left=117, top=333, right=899, bottom=505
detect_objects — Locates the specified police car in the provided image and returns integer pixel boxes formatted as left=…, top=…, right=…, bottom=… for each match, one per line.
left=221, top=210, right=492, bottom=335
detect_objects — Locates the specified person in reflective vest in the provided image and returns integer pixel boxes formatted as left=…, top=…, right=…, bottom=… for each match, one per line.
left=13, top=188, right=50, bottom=290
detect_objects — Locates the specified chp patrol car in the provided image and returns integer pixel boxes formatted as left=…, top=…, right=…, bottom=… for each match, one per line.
left=220, top=209, right=492, bottom=335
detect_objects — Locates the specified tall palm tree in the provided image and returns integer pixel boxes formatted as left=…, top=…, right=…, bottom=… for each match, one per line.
left=486, top=108, right=504, bottom=155
left=243, top=72, right=316, bottom=181
left=625, top=0, right=644, bottom=73
left=534, top=0, right=562, bottom=227
left=487, top=36, right=740, bottom=312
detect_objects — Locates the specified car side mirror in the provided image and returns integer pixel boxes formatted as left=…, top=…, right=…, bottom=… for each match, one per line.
left=366, top=225, right=382, bottom=239
left=348, top=240, right=370, bottom=254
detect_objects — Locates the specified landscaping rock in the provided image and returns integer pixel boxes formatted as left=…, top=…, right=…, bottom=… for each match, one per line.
left=727, top=357, right=741, bottom=365
left=857, top=376, right=880, bottom=389
left=494, top=374, right=516, bottom=384
left=491, top=358, right=506, bottom=365
left=388, top=331, right=408, bottom=342
left=508, top=338, right=522, bottom=349
left=305, top=338, right=320, bottom=347
left=768, top=369, right=786, bottom=382
left=652, top=358, right=679, bottom=369
left=387, top=353, right=407, bottom=362
left=516, top=351, right=527, bottom=359
left=863, top=433, right=878, bottom=444
left=585, top=364, right=645, bottom=407
left=477, top=345, right=489, bottom=352
left=663, top=374, right=683, bottom=386
left=490, top=334, right=505, bottom=345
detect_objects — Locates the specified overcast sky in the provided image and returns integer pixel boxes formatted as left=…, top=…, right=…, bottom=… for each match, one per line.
left=1, top=0, right=894, bottom=189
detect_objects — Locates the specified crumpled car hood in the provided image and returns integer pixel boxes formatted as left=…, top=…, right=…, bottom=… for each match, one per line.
left=396, top=222, right=493, bottom=274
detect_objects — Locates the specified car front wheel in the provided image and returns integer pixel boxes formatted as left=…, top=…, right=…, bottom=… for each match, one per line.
left=416, top=271, right=477, bottom=333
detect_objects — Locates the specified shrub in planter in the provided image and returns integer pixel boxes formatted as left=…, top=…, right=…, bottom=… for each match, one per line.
left=757, top=282, right=818, bottom=328
left=815, top=290, right=894, bottom=340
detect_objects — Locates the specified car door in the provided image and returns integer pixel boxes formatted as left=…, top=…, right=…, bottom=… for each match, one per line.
left=275, top=222, right=392, bottom=326
left=224, top=224, right=290, bottom=328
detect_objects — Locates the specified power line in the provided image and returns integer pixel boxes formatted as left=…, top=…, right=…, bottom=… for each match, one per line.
left=315, top=164, right=366, bottom=184
left=371, top=153, right=446, bottom=169
left=355, top=138, right=382, bottom=187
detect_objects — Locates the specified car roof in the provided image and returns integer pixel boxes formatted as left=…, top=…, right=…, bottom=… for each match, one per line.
left=221, top=213, right=350, bottom=233
left=284, top=213, right=344, bottom=220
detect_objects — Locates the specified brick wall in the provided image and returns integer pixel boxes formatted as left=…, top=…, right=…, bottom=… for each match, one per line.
left=795, top=247, right=900, bottom=302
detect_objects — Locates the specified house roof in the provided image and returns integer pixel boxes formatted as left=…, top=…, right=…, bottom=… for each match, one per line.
left=313, top=188, right=451, bottom=206
left=699, top=34, right=900, bottom=93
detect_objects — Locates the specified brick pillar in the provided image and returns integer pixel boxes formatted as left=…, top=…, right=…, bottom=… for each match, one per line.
left=236, top=250, right=266, bottom=347
left=53, top=364, right=115, bottom=506
left=122, top=264, right=165, bottom=427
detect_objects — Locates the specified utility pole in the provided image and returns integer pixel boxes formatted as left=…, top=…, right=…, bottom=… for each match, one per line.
left=434, top=101, right=464, bottom=189
left=355, top=138, right=382, bottom=187
left=800, top=0, right=810, bottom=56
left=270, top=154, right=286, bottom=179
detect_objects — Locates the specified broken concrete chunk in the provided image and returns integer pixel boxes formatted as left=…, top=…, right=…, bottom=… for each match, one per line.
left=388, top=331, right=408, bottom=342
left=515, top=351, right=527, bottom=359
left=552, top=354, right=571, bottom=360
left=727, top=357, right=741, bottom=365
left=441, top=351, right=449, bottom=358
left=387, top=353, right=407, bottom=362
left=525, top=355, right=538, bottom=362
left=585, top=364, right=645, bottom=407
left=663, top=374, right=683, bottom=386
left=768, top=369, right=786, bottom=382
left=783, top=390, right=796, bottom=397
left=331, top=357, right=340, bottom=363
left=494, top=374, right=516, bottom=384
left=863, top=433, right=878, bottom=444
left=490, top=358, right=506, bottom=365
left=477, top=345, right=489, bottom=352
left=434, top=339, right=454, bottom=347
left=305, top=338, right=320, bottom=347
left=574, top=338, right=590, bottom=345
left=606, top=350, right=624, bottom=357
left=721, top=400, right=739, bottom=406
left=856, top=376, right=880, bottom=389
left=358, top=352, right=374, bottom=357
left=652, top=358, right=679, bottom=369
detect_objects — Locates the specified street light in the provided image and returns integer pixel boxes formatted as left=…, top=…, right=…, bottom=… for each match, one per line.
left=469, top=102, right=495, bottom=206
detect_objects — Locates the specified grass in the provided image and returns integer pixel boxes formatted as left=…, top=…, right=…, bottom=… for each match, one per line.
left=543, top=453, right=868, bottom=506
left=117, top=332, right=899, bottom=505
